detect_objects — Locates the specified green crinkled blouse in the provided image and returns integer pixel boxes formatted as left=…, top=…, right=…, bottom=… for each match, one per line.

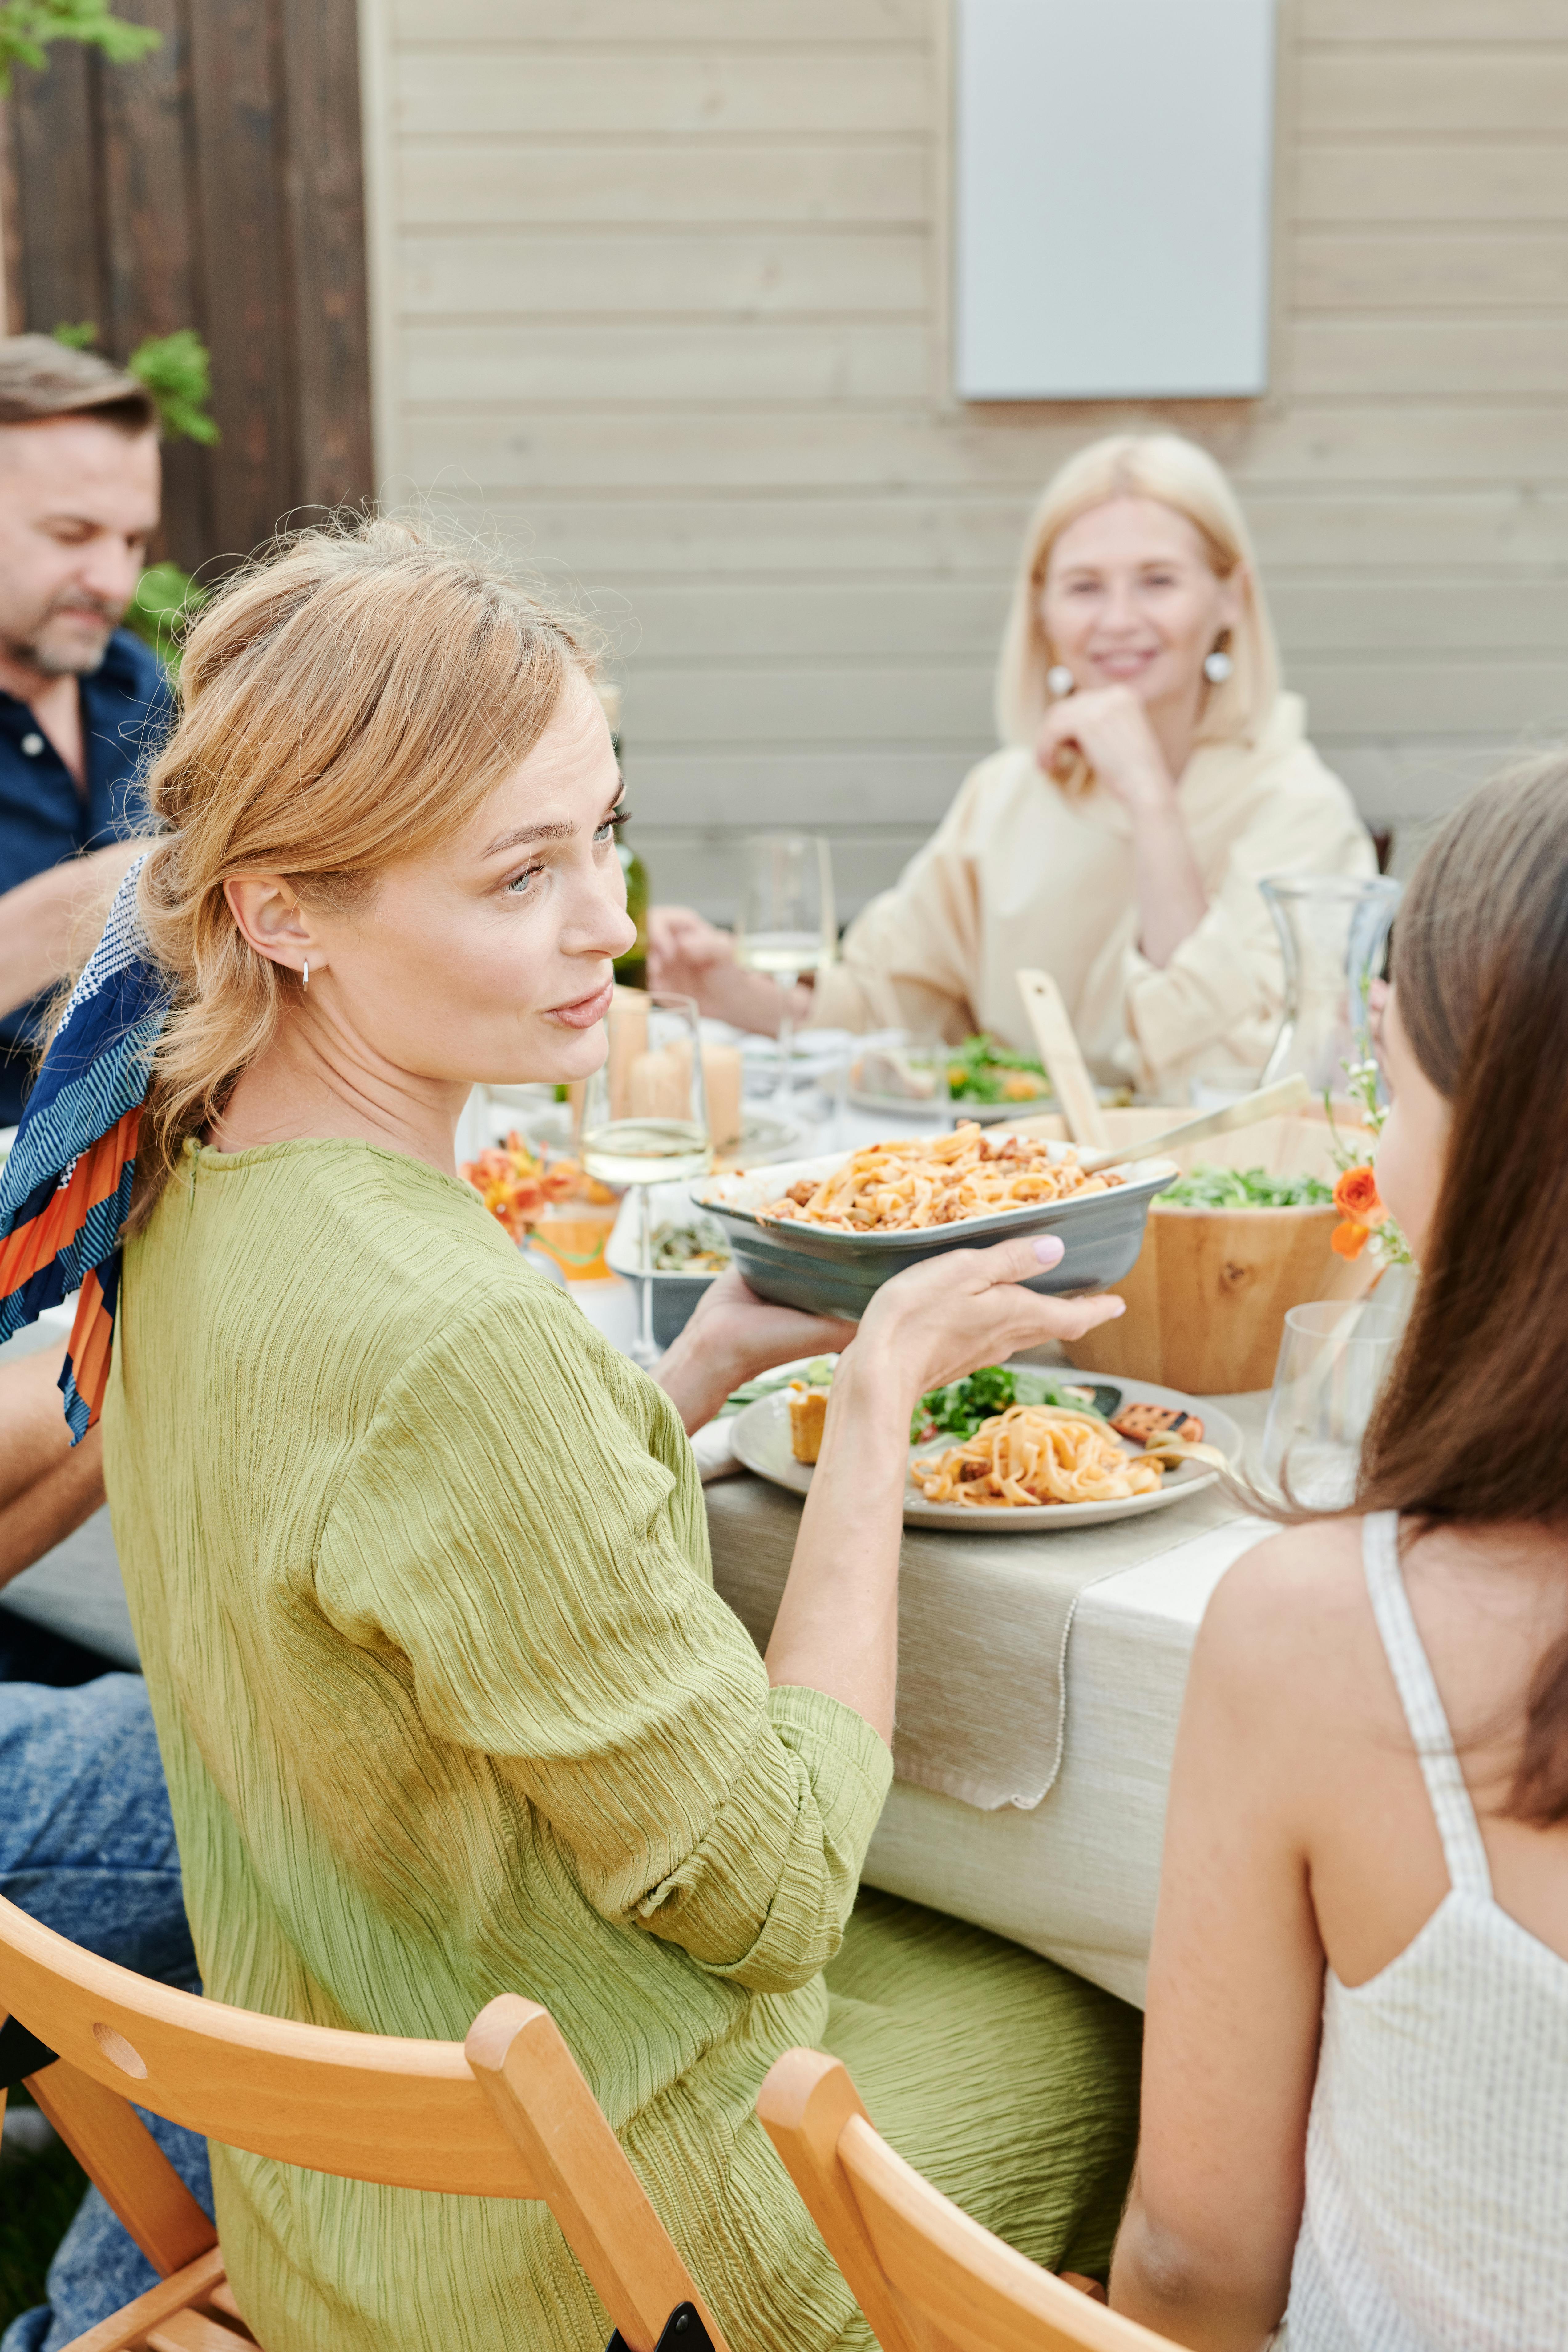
left=105, top=1138, right=1139, bottom=2352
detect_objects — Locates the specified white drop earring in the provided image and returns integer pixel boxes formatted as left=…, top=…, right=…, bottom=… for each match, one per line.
left=1203, top=636, right=1234, bottom=685
left=302, top=959, right=309, bottom=989
left=1046, top=664, right=1075, bottom=698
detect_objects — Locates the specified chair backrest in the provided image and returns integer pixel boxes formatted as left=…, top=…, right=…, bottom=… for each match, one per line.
left=758, top=2049, right=1176, bottom=2352
left=0, top=1891, right=729, bottom=2352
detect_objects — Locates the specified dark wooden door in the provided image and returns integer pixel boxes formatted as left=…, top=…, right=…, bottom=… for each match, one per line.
left=2, top=0, right=373, bottom=576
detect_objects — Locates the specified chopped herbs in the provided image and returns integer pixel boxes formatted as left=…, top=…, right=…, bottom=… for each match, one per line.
left=1162, top=1163, right=1334, bottom=1210
left=911, top=1366, right=1117, bottom=1445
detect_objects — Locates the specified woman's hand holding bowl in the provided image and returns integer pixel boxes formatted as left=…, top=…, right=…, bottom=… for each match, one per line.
left=849, top=1233, right=1126, bottom=1416
left=657, top=1268, right=857, bottom=1435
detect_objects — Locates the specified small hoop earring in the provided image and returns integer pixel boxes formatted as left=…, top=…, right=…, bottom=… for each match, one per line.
left=301, top=959, right=309, bottom=989
left=1046, top=664, right=1075, bottom=698
left=1203, top=635, right=1234, bottom=686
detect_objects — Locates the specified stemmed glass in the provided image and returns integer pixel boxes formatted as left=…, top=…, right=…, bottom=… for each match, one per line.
left=732, top=834, right=836, bottom=1106
left=1260, top=1298, right=1406, bottom=1509
left=579, top=992, right=713, bottom=1369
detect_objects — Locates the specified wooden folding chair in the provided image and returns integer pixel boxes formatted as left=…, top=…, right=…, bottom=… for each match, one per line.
left=758, top=2047, right=1178, bottom=2352
left=0, top=1891, right=730, bottom=2352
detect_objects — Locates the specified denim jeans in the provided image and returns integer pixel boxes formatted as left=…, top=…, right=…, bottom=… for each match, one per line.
left=0, top=1618, right=212, bottom=2352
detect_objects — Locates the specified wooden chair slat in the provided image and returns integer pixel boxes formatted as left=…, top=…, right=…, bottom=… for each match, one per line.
left=144, top=2313, right=256, bottom=2352
left=759, top=2050, right=1178, bottom=2352
left=2, top=1896, right=734, bottom=2352
left=0, top=1897, right=533, bottom=2196
left=28, top=2059, right=217, bottom=2279
left=55, top=2250, right=228, bottom=2352
left=466, top=1995, right=727, bottom=2352
left=756, top=2048, right=921, bottom=2352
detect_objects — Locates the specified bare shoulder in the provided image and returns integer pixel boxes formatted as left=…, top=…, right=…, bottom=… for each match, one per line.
left=1192, top=1519, right=1379, bottom=1722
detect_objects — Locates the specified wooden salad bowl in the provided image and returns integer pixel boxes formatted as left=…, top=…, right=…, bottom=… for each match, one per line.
left=1014, top=1103, right=1380, bottom=1395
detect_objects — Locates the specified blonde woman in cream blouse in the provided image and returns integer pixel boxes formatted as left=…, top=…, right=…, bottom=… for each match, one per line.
left=650, top=434, right=1376, bottom=1099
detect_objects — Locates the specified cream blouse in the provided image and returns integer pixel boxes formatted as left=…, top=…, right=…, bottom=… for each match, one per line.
left=810, top=693, right=1376, bottom=1099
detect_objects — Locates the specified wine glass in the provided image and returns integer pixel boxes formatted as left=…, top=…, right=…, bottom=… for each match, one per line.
left=1260, top=1298, right=1406, bottom=1509
left=732, top=834, right=836, bottom=1106
left=579, top=992, right=713, bottom=1368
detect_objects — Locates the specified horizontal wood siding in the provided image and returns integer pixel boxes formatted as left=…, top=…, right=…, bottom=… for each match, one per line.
left=365, top=0, right=1568, bottom=913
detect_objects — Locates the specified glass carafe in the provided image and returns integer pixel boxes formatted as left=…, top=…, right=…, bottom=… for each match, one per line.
left=1259, top=874, right=1400, bottom=1097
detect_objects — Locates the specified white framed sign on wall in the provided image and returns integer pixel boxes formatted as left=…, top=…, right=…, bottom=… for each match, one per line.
left=954, top=0, right=1278, bottom=402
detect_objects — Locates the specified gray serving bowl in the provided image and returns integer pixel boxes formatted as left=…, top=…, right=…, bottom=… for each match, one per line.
left=690, top=1146, right=1180, bottom=1321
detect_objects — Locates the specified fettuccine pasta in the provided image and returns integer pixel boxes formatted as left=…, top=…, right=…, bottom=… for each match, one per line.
left=758, top=1123, right=1120, bottom=1234
left=911, top=1406, right=1164, bottom=1509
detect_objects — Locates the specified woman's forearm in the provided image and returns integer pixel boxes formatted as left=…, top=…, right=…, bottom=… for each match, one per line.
left=1130, top=800, right=1208, bottom=968
left=1111, top=2194, right=1284, bottom=2350
left=763, top=1346, right=909, bottom=1744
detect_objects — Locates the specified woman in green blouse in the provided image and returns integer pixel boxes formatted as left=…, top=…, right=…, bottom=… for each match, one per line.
left=105, top=522, right=1142, bottom=2352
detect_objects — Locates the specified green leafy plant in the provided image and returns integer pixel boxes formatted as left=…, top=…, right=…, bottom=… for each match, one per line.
left=124, top=558, right=206, bottom=673
left=51, top=321, right=219, bottom=445
left=0, top=0, right=159, bottom=93
left=127, top=328, right=219, bottom=444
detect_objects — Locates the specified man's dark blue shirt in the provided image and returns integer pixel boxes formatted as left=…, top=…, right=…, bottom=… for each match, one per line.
left=0, top=627, right=170, bottom=1125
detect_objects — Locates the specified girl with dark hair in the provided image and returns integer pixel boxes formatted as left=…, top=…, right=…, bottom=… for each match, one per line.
left=1109, top=755, right=1568, bottom=2350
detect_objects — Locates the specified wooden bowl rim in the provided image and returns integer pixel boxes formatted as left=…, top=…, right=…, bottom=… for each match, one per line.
left=1150, top=1198, right=1342, bottom=1223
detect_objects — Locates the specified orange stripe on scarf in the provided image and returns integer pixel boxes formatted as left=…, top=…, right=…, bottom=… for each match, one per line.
left=67, top=1267, right=115, bottom=1427
left=0, top=1106, right=140, bottom=1292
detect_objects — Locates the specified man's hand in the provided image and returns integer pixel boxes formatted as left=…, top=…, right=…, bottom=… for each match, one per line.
left=0, top=1344, right=105, bottom=1588
left=0, top=840, right=139, bottom=1021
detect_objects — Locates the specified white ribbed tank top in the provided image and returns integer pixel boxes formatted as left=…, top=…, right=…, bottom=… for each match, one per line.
left=1280, top=1510, right=1568, bottom=2350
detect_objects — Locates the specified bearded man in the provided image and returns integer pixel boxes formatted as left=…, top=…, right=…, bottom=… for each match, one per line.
left=0, top=337, right=166, bottom=1127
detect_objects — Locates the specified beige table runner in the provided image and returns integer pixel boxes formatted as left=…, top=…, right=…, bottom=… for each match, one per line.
left=704, top=1391, right=1268, bottom=1812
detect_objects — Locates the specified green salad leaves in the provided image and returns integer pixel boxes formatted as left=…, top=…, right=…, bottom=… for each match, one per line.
left=1162, top=1163, right=1333, bottom=1209
left=720, top=1358, right=835, bottom=1418
left=911, top=1366, right=1117, bottom=1445
left=942, top=1033, right=1052, bottom=1105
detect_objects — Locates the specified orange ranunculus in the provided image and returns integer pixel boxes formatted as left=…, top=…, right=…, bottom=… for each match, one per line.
left=1332, top=1163, right=1387, bottom=1227
left=1331, top=1218, right=1370, bottom=1260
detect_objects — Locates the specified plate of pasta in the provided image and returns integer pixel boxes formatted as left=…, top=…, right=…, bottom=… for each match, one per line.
left=726, top=1359, right=1240, bottom=1530
left=693, top=1126, right=1179, bottom=1321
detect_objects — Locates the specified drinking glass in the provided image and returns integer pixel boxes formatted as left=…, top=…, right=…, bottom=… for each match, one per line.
left=580, top=992, right=713, bottom=1368
left=1261, top=1298, right=1406, bottom=1509
left=732, top=835, right=836, bottom=1104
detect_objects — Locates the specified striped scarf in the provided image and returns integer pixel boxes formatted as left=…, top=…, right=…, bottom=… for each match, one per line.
left=0, top=855, right=168, bottom=1440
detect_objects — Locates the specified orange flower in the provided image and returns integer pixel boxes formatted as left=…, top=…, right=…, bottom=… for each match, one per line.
left=1332, top=1164, right=1386, bottom=1228
left=1331, top=1219, right=1370, bottom=1260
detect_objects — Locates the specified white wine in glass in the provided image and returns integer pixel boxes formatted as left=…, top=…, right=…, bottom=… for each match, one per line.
left=732, top=835, right=836, bottom=1103
left=579, top=991, right=713, bottom=1367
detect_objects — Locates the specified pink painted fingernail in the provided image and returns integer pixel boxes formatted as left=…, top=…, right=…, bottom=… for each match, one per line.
left=1033, top=1236, right=1065, bottom=1265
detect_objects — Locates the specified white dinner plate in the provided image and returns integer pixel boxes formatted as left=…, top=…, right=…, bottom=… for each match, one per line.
left=846, top=1085, right=1055, bottom=1125
left=727, top=1365, right=1241, bottom=1532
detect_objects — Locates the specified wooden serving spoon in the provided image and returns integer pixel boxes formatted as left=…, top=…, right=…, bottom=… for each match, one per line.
left=1014, top=966, right=1110, bottom=1150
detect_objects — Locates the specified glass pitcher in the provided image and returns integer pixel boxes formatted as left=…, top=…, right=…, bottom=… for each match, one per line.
left=1259, top=874, right=1401, bottom=1097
